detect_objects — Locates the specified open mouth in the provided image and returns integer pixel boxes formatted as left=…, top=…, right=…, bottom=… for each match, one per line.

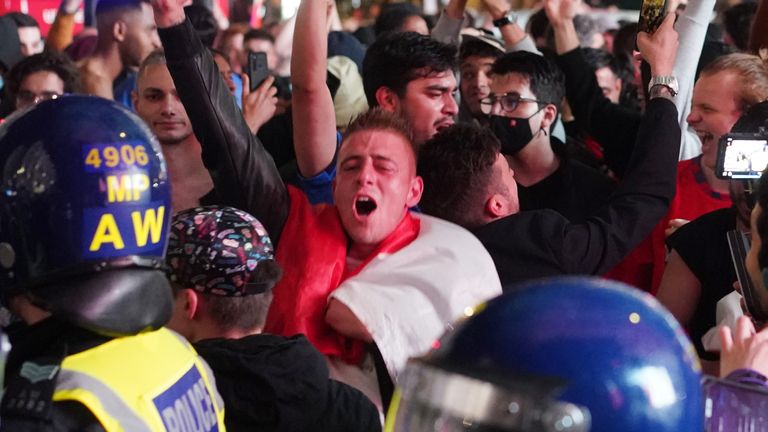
left=355, top=196, right=377, bottom=217
left=696, top=130, right=714, bottom=144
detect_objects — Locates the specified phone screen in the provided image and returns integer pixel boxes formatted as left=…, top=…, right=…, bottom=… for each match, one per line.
left=248, top=51, right=269, bottom=93
left=638, top=0, right=666, bottom=33
left=717, top=135, right=768, bottom=179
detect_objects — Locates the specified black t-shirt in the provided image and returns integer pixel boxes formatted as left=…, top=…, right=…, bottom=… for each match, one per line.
left=518, top=143, right=616, bottom=222
left=666, top=207, right=737, bottom=361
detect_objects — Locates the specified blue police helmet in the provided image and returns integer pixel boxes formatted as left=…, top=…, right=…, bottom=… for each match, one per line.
left=387, top=277, right=703, bottom=432
left=0, top=96, right=173, bottom=334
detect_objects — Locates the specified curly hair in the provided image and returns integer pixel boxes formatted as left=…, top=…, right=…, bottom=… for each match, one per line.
left=418, top=123, right=506, bottom=228
left=362, top=32, right=457, bottom=106
left=6, top=51, right=81, bottom=100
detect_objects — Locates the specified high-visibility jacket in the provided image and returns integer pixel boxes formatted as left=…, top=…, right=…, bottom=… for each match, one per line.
left=53, top=327, right=226, bottom=432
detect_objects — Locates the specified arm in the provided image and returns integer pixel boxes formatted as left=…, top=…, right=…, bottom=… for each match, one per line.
left=152, top=1, right=289, bottom=242
left=548, top=0, right=642, bottom=176
left=672, top=0, right=716, bottom=160
left=657, top=250, right=702, bottom=326
left=482, top=0, right=537, bottom=52
left=325, top=299, right=373, bottom=343
left=292, top=0, right=338, bottom=178
left=45, top=0, right=82, bottom=52
left=749, top=0, right=768, bottom=53
left=720, top=316, right=768, bottom=378
left=430, top=0, right=467, bottom=45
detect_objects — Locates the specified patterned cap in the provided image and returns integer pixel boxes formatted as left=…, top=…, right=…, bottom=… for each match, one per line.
left=167, top=206, right=279, bottom=296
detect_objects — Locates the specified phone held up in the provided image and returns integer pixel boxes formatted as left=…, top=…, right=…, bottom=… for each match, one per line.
left=638, top=0, right=666, bottom=34
left=716, top=133, right=768, bottom=180
left=248, top=51, right=270, bottom=93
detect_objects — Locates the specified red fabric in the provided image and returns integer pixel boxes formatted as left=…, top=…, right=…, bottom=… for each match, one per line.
left=604, top=158, right=732, bottom=294
left=264, top=186, right=420, bottom=363
left=583, top=135, right=605, bottom=161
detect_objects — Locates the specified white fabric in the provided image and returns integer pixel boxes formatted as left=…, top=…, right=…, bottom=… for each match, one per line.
left=330, top=213, right=502, bottom=382
left=702, top=290, right=744, bottom=352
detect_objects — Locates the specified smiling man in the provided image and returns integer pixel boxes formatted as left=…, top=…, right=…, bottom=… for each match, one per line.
left=132, top=50, right=213, bottom=213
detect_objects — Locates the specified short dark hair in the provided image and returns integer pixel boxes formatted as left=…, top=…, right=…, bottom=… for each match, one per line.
left=723, top=2, right=757, bottom=51
left=582, top=47, right=619, bottom=75
left=526, top=8, right=549, bottom=43
left=5, top=12, right=38, bottom=28
left=243, top=28, right=275, bottom=45
left=459, top=35, right=504, bottom=64
left=363, top=32, right=456, bottom=106
left=6, top=51, right=81, bottom=99
left=374, top=3, right=422, bottom=36
left=95, top=0, right=146, bottom=32
left=206, top=291, right=274, bottom=331
left=343, top=107, right=416, bottom=155
left=491, top=51, right=565, bottom=110
left=418, top=123, right=504, bottom=228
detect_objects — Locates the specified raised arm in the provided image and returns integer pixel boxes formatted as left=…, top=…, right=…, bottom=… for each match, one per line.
left=749, top=0, right=768, bottom=53
left=45, top=0, right=82, bottom=52
left=292, top=0, right=338, bottom=178
left=151, top=0, right=289, bottom=242
left=673, top=0, right=716, bottom=160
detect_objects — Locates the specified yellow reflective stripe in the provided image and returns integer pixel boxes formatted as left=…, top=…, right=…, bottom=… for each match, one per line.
left=384, top=389, right=403, bottom=432
left=54, top=369, right=152, bottom=432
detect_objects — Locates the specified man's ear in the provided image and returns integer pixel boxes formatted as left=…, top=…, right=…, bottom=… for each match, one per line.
left=131, top=90, right=139, bottom=111
left=113, top=20, right=127, bottom=42
left=540, top=104, right=559, bottom=133
left=484, top=194, right=508, bottom=219
left=407, top=176, right=424, bottom=208
left=179, top=288, right=200, bottom=321
left=375, top=86, right=401, bottom=113
left=614, top=77, right=623, bottom=95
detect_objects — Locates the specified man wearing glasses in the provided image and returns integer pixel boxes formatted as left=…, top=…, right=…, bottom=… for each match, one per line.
left=481, top=51, right=615, bottom=222
left=3, top=51, right=80, bottom=115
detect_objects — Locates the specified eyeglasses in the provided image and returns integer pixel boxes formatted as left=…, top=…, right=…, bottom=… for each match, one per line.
left=479, top=93, right=542, bottom=115
left=15, top=90, right=63, bottom=109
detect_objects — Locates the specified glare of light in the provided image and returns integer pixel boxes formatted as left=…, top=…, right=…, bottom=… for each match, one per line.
left=119, top=132, right=126, bottom=139
left=464, top=306, right=475, bottom=317
left=281, top=0, right=301, bottom=20
left=628, top=367, right=677, bottom=408
left=629, top=312, right=641, bottom=324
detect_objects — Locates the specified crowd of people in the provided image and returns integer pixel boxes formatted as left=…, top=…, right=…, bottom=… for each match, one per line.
left=1, top=0, right=768, bottom=429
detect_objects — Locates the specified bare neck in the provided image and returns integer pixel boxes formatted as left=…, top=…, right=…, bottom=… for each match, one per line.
left=86, top=44, right=124, bottom=81
left=700, top=160, right=731, bottom=195
left=507, top=135, right=560, bottom=186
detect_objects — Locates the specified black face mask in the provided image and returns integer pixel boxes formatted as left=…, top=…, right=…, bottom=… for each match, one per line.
left=488, top=109, right=542, bottom=155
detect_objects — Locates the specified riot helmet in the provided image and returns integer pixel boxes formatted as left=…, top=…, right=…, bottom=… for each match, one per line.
left=0, top=95, right=173, bottom=335
left=387, top=277, right=703, bottom=432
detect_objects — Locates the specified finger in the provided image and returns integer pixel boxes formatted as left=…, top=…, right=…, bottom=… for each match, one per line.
left=735, top=315, right=757, bottom=343
left=241, top=73, right=250, bottom=97
left=659, top=11, right=676, bottom=30
left=734, top=280, right=742, bottom=293
left=257, top=75, right=276, bottom=93
left=720, top=325, right=734, bottom=352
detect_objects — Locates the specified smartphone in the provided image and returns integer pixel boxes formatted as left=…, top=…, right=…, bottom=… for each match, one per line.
left=638, top=0, right=666, bottom=34
left=716, top=133, right=768, bottom=179
left=703, top=376, right=768, bottom=432
left=247, top=51, right=270, bottom=92
left=727, top=229, right=768, bottom=322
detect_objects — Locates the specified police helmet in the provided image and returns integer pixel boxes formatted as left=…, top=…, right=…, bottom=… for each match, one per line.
left=386, top=277, right=703, bottom=432
left=0, top=96, right=173, bottom=335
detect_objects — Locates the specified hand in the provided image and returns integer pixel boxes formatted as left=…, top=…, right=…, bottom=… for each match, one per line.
left=482, top=0, right=511, bottom=20
left=325, top=298, right=373, bottom=343
left=637, top=13, right=678, bottom=76
left=543, top=0, right=581, bottom=28
left=241, top=74, right=278, bottom=134
left=150, top=0, right=186, bottom=28
left=720, top=316, right=768, bottom=377
left=60, top=0, right=83, bottom=15
left=664, top=218, right=689, bottom=237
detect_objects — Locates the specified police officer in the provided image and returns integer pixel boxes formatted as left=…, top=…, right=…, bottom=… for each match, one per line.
left=0, top=96, right=226, bottom=431
left=386, top=277, right=703, bottom=432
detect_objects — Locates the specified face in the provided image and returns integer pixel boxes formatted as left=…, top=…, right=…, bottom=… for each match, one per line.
left=213, top=53, right=237, bottom=94
left=221, top=33, right=244, bottom=74
left=18, top=26, right=43, bottom=57
left=460, top=55, right=495, bottom=117
left=489, top=72, right=549, bottom=122
left=333, top=129, right=423, bottom=251
left=133, top=64, right=194, bottom=145
left=244, top=38, right=278, bottom=71
left=14, top=71, right=65, bottom=111
left=393, top=70, right=458, bottom=145
left=399, top=15, right=429, bottom=35
left=747, top=204, right=764, bottom=291
left=594, top=66, right=622, bottom=104
left=118, top=3, right=161, bottom=68
left=687, top=71, right=743, bottom=170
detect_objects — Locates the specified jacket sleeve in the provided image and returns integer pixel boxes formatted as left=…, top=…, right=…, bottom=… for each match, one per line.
left=556, top=47, right=643, bottom=177
left=158, top=19, right=289, bottom=243
left=557, top=97, right=680, bottom=275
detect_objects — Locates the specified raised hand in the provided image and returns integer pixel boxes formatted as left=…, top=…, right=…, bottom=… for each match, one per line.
left=150, top=0, right=186, bottom=28
left=543, top=0, right=582, bottom=28
left=241, top=74, right=278, bottom=134
left=720, top=315, right=768, bottom=377
left=637, top=12, right=679, bottom=76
